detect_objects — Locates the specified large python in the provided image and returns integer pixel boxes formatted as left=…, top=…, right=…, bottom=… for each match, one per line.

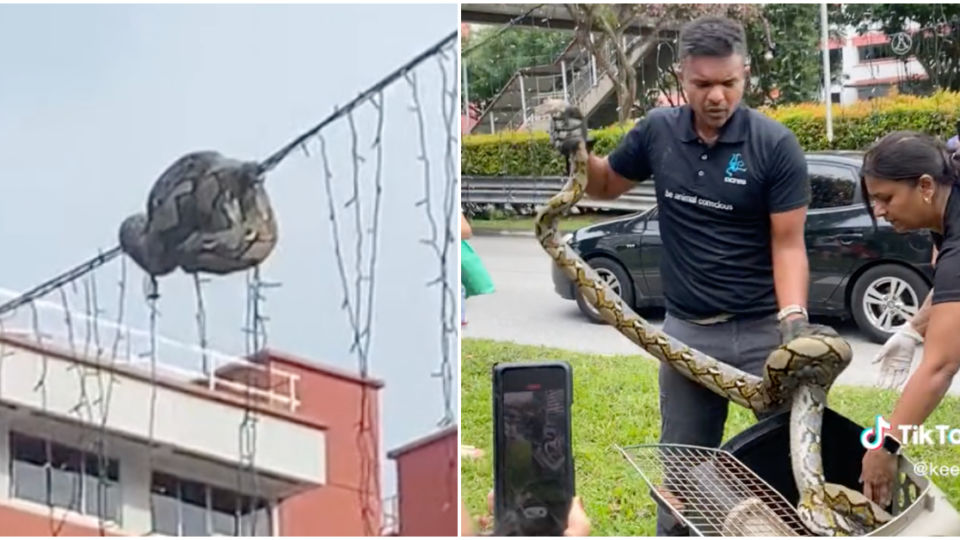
left=535, top=103, right=891, bottom=536
left=119, top=151, right=277, bottom=277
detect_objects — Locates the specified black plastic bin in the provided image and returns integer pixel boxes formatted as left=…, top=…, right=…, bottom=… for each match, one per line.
left=720, top=408, right=868, bottom=508
left=715, top=408, right=960, bottom=536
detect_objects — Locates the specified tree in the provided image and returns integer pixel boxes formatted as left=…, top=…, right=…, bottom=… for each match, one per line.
left=564, top=4, right=643, bottom=123
left=565, top=4, right=763, bottom=122
left=463, top=26, right=571, bottom=109
left=563, top=4, right=850, bottom=119
left=839, top=4, right=960, bottom=92
left=743, top=4, right=840, bottom=107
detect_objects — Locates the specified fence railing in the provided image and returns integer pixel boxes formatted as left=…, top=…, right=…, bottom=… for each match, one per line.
left=0, top=288, right=302, bottom=413
left=381, top=494, right=399, bottom=535
left=462, top=176, right=655, bottom=213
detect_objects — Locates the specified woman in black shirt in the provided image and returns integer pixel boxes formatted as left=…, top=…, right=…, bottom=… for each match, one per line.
left=859, top=130, right=960, bottom=506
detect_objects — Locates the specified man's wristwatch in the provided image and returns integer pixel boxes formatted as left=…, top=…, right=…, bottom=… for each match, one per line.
left=777, top=304, right=808, bottom=322
left=881, top=433, right=902, bottom=456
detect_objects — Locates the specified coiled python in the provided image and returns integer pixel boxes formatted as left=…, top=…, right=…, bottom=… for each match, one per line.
left=120, top=151, right=277, bottom=277
left=535, top=104, right=891, bottom=536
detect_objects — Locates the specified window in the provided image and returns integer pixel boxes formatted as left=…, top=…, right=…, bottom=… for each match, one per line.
left=150, top=472, right=272, bottom=536
left=48, top=442, right=81, bottom=510
left=808, top=163, right=858, bottom=210
left=857, top=85, right=891, bottom=101
left=859, top=43, right=895, bottom=62
left=84, top=453, right=121, bottom=522
left=9, top=432, right=121, bottom=523
left=828, top=48, right=845, bottom=86
left=151, top=472, right=179, bottom=535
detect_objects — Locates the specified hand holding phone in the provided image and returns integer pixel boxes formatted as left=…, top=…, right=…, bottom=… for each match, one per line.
left=493, top=362, right=575, bottom=536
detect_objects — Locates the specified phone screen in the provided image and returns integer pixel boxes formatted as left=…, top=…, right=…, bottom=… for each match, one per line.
left=495, top=365, right=572, bottom=536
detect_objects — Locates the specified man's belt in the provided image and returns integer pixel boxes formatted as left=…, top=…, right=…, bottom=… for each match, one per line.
left=686, top=313, right=735, bottom=325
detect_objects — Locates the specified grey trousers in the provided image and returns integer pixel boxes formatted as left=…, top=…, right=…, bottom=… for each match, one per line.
left=655, top=312, right=781, bottom=536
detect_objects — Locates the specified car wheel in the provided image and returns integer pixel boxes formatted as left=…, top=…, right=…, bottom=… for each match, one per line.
left=850, top=264, right=930, bottom=344
left=575, top=257, right=635, bottom=324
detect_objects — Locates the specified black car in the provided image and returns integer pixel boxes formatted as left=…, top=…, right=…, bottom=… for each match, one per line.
left=552, top=151, right=934, bottom=344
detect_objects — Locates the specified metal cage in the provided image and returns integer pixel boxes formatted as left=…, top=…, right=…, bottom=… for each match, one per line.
left=617, top=443, right=809, bottom=536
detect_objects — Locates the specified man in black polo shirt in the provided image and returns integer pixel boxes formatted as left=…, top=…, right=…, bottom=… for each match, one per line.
left=551, top=16, right=812, bottom=535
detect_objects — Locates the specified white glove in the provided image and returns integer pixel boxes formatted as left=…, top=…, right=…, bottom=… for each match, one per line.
left=873, top=324, right=923, bottom=390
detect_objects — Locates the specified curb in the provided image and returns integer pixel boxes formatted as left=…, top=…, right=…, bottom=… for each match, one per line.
left=470, top=228, right=537, bottom=238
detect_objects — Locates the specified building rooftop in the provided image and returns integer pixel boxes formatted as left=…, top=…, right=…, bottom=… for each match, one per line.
left=387, top=424, right=457, bottom=459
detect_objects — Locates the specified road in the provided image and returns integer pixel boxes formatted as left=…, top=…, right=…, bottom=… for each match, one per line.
left=462, top=233, right=960, bottom=395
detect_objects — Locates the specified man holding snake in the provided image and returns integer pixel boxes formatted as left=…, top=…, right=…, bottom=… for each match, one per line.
left=550, top=16, right=814, bottom=535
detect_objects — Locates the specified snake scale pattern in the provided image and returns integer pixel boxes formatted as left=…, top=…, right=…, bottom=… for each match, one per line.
left=535, top=103, right=891, bottom=536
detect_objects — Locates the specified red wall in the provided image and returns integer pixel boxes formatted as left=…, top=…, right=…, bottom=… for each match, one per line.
left=267, top=351, right=383, bottom=536
left=0, top=503, right=124, bottom=536
left=390, top=427, right=457, bottom=536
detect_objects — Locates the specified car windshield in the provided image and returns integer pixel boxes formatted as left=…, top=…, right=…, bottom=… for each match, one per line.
left=635, top=206, right=658, bottom=234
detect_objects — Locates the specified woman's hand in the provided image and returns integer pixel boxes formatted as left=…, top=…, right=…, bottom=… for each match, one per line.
left=481, top=490, right=592, bottom=536
left=563, top=496, right=591, bottom=536
left=461, top=211, right=473, bottom=239
left=861, top=448, right=897, bottom=507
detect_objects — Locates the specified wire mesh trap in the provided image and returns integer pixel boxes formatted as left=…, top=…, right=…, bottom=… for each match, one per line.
left=617, top=444, right=810, bottom=536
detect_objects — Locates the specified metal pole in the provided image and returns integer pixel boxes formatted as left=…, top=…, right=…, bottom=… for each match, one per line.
left=591, top=55, right=597, bottom=86
left=561, top=59, right=569, bottom=102
left=490, top=112, right=495, bottom=134
left=821, top=2, right=834, bottom=143
left=518, top=72, right=527, bottom=127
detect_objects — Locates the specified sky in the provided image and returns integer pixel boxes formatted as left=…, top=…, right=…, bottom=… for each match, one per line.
left=0, top=4, right=459, bottom=501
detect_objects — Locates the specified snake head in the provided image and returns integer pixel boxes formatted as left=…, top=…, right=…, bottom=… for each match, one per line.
left=119, top=213, right=178, bottom=277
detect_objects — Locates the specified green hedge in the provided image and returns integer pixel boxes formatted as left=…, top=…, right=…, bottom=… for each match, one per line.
left=463, top=91, right=960, bottom=177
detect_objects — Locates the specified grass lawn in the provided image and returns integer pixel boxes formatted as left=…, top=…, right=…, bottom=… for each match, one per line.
left=461, top=338, right=960, bottom=536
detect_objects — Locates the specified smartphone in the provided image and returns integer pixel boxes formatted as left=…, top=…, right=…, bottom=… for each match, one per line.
left=492, top=361, right=574, bottom=536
